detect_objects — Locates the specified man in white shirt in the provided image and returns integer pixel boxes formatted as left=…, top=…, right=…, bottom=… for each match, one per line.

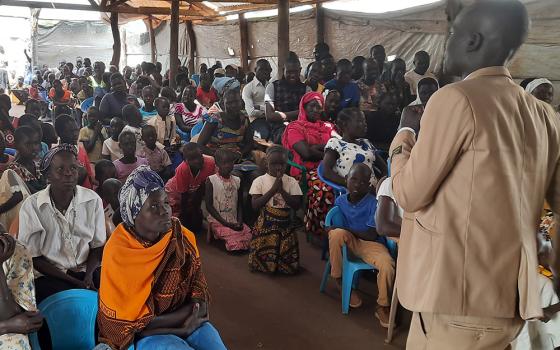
left=242, top=59, right=271, bottom=122
left=18, top=144, right=106, bottom=303
left=404, top=51, right=436, bottom=96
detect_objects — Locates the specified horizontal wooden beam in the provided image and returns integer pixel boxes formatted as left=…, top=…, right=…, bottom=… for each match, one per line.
left=2, top=0, right=99, bottom=11
left=187, top=0, right=278, bottom=4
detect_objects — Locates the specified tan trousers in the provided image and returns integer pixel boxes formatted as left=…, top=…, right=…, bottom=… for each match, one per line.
left=328, top=228, right=395, bottom=306
left=407, top=312, right=524, bottom=350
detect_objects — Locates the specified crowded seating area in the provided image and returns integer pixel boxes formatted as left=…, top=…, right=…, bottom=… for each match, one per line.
left=0, top=0, right=559, bottom=348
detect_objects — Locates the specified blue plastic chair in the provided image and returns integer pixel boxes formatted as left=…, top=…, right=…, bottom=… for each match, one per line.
left=29, top=289, right=135, bottom=350
left=80, top=97, right=94, bottom=113
left=190, top=121, right=205, bottom=139
left=4, top=148, right=16, bottom=156
left=317, top=162, right=347, bottom=197
left=319, top=206, right=397, bottom=314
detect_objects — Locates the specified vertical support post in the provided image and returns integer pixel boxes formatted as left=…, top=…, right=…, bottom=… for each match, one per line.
left=316, top=3, right=324, bottom=45
left=186, top=20, right=196, bottom=77
left=148, top=16, right=157, bottom=64
left=169, top=0, right=179, bottom=89
left=239, top=13, right=249, bottom=73
left=30, top=8, right=41, bottom=69
left=277, top=0, right=289, bottom=79
left=110, top=12, right=121, bottom=68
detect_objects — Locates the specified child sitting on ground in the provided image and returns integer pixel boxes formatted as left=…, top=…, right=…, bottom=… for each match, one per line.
left=248, top=145, right=302, bottom=275
left=139, top=125, right=173, bottom=181
left=94, top=159, right=116, bottom=194
left=101, top=117, right=125, bottom=161
left=165, top=142, right=215, bottom=233
left=205, top=149, right=251, bottom=251
left=147, top=97, right=177, bottom=147
left=511, top=230, right=560, bottom=349
left=139, top=85, right=158, bottom=121
left=121, top=104, right=144, bottom=153
left=113, top=131, right=148, bottom=183
left=79, top=106, right=107, bottom=164
left=100, top=178, right=122, bottom=237
left=327, top=163, right=395, bottom=328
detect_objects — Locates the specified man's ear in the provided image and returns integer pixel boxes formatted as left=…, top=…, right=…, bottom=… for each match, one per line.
left=466, top=32, right=483, bottom=53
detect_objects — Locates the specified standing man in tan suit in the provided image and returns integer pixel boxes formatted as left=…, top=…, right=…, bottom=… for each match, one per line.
left=389, top=0, right=560, bottom=349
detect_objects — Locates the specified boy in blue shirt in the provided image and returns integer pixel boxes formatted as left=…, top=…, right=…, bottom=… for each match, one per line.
left=328, top=163, right=395, bottom=328
left=324, top=59, right=360, bottom=109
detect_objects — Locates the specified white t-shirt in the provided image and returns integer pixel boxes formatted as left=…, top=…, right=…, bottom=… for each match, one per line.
left=249, top=173, right=303, bottom=208
left=101, top=138, right=123, bottom=161
left=511, top=273, right=560, bottom=349
left=376, top=177, right=404, bottom=218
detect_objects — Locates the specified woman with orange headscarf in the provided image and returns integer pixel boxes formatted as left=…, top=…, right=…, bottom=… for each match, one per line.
left=97, top=166, right=226, bottom=350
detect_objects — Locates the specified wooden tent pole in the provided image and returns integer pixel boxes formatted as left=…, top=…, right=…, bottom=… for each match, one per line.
left=316, top=3, right=325, bottom=44
left=239, top=13, right=249, bottom=73
left=186, top=21, right=196, bottom=77
left=110, top=12, right=121, bottom=68
left=148, top=16, right=157, bottom=64
left=277, top=0, right=289, bottom=79
left=169, top=0, right=180, bottom=89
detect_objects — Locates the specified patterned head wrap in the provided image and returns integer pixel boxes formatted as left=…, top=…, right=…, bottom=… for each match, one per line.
left=40, top=143, right=77, bottom=174
left=119, top=165, right=165, bottom=227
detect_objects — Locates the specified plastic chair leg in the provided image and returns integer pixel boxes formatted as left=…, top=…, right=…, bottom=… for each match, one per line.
left=341, top=268, right=355, bottom=314
left=319, top=259, right=331, bottom=293
left=29, top=332, right=40, bottom=350
left=385, top=284, right=399, bottom=344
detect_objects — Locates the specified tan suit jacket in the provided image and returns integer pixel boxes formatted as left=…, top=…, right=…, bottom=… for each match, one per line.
left=389, top=66, right=560, bottom=320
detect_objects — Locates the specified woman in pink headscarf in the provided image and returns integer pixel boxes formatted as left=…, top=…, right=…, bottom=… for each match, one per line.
left=282, top=91, right=337, bottom=238
left=282, top=91, right=333, bottom=177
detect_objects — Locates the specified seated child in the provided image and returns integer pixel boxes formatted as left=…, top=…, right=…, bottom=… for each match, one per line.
left=0, top=130, right=14, bottom=175
left=139, top=85, right=158, bottom=121
left=100, top=178, right=122, bottom=237
left=165, top=143, right=215, bottom=233
left=79, top=106, right=107, bottom=164
left=138, top=125, right=172, bottom=181
left=112, top=131, right=148, bottom=183
left=94, top=159, right=116, bottom=193
left=205, top=149, right=251, bottom=251
left=101, top=117, right=125, bottom=161
left=121, top=104, right=144, bottom=153
left=147, top=97, right=177, bottom=147
left=511, top=230, right=560, bottom=349
left=16, top=115, right=48, bottom=159
left=327, top=163, right=395, bottom=328
left=248, top=146, right=303, bottom=275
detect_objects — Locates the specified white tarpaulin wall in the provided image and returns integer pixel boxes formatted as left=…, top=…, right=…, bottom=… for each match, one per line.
left=36, top=0, right=559, bottom=103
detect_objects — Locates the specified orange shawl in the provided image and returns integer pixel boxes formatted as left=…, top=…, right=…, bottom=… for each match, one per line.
left=98, top=218, right=209, bottom=349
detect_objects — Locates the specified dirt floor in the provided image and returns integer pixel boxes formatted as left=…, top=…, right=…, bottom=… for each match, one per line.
left=199, top=230, right=410, bottom=350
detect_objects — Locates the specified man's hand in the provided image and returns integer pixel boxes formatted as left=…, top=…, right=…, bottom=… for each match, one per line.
left=5, top=311, right=43, bottom=334
left=399, top=108, right=422, bottom=135
left=0, top=234, right=16, bottom=264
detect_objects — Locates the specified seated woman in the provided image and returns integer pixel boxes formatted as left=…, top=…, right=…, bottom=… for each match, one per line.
left=197, top=88, right=261, bottom=220
left=98, top=166, right=226, bottom=350
left=0, top=231, right=43, bottom=350
left=282, top=91, right=333, bottom=178
left=1, top=127, right=39, bottom=232
left=48, top=79, right=73, bottom=108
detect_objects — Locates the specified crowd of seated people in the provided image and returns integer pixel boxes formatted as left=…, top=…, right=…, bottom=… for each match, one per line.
left=0, top=39, right=558, bottom=350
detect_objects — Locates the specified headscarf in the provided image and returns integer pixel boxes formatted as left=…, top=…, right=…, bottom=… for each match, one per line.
left=39, top=143, right=77, bottom=174
left=525, top=78, right=553, bottom=94
left=282, top=92, right=332, bottom=176
left=212, top=76, right=240, bottom=98
left=409, top=76, right=439, bottom=106
left=119, top=165, right=165, bottom=227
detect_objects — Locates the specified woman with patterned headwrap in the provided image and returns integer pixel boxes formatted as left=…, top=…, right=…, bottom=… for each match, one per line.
left=98, top=166, right=226, bottom=350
